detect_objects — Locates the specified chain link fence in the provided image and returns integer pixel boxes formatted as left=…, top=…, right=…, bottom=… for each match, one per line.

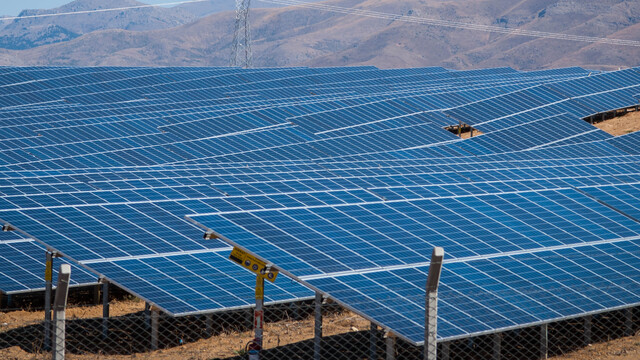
left=1, top=287, right=639, bottom=360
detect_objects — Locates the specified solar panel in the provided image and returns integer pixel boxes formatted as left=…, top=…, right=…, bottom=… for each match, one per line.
left=0, top=234, right=97, bottom=295
left=188, top=185, right=640, bottom=343
left=0, top=64, right=638, bottom=343
left=83, top=248, right=313, bottom=315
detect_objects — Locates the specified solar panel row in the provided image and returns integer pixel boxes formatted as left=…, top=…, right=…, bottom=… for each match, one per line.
left=0, top=65, right=638, bottom=347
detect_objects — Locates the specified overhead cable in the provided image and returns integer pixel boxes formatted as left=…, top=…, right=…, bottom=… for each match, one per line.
left=259, top=0, right=640, bottom=47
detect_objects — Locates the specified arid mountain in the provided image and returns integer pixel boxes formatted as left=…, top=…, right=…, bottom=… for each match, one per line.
left=0, top=0, right=197, bottom=49
left=175, top=0, right=311, bottom=18
left=0, top=0, right=638, bottom=70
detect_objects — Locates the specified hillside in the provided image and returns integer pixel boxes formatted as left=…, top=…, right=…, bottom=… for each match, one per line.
left=0, top=0, right=638, bottom=69
left=175, top=0, right=314, bottom=18
left=0, top=0, right=197, bottom=49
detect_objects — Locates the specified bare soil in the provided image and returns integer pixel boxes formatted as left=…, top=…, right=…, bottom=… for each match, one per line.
left=0, top=300, right=372, bottom=360
left=2, top=299, right=640, bottom=360
left=593, top=110, right=640, bottom=136
left=549, top=332, right=640, bottom=360
left=460, top=129, right=484, bottom=139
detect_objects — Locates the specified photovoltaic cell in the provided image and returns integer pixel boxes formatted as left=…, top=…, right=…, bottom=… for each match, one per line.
left=0, top=65, right=639, bottom=339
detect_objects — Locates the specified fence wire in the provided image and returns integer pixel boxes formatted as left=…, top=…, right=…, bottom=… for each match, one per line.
left=1, top=290, right=639, bottom=360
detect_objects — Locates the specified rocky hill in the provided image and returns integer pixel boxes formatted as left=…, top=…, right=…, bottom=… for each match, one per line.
left=0, top=0, right=637, bottom=70
left=0, top=0, right=197, bottom=49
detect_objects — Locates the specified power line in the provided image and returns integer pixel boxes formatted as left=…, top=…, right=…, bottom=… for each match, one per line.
left=258, top=0, right=640, bottom=47
left=1, top=0, right=637, bottom=48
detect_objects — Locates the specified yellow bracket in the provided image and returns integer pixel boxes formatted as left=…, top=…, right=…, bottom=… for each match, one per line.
left=45, top=257, right=53, bottom=282
left=229, top=247, right=279, bottom=283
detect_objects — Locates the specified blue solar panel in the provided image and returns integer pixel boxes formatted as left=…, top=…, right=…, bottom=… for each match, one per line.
left=607, top=130, right=640, bottom=154
left=188, top=178, right=640, bottom=343
left=0, top=64, right=638, bottom=342
left=84, top=249, right=313, bottom=315
left=303, top=237, right=640, bottom=342
left=0, top=235, right=97, bottom=294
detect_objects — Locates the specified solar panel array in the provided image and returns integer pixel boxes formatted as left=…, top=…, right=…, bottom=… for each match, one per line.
left=0, top=230, right=96, bottom=294
left=0, top=65, right=639, bottom=344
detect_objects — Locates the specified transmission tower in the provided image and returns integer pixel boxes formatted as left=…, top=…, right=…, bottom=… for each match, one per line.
left=230, top=0, right=253, bottom=68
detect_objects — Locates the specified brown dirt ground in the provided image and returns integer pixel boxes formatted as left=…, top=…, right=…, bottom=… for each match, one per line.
left=459, top=128, right=483, bottom=139
left=593, top=110, right=640, bottom=136
left=2, top=300, right=640, bottom=360
left=549, top=332, right=640, bottom=360
left=0, top=300, right=372, bottom=360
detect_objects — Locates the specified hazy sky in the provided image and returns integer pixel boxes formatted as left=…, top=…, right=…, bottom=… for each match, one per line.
left=1, top=1, right=170, bottom=16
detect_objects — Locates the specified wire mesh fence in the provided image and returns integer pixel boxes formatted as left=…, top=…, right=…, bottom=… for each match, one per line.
left=1, top=290, right=639, bottom=360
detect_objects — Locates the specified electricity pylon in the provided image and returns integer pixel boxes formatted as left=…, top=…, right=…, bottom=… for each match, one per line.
left=230, top=0, right=253, bottom=68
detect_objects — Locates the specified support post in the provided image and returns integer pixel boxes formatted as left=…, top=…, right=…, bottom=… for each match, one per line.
left=253, top=275, right=265, bottom=359
left=102, top=280, right=109, bottom=339
left=246, top=308, right=254, bottom=329
left=584, top=315, right=592, bottom=346
left=144, top=302, right=151, bottom=328
left=441, top=342, right=450, bottom=360
left=493, top=333, right=501, bottom=360
left=205, top=314, right=214, bottom=337
left=425, top=247, right=445, bottom=360
left=44, top=251, right=53, bottom=351
left=52, top=264, right=71, bottom=360
left=540, top=324, right=548, bottom=360
left=6, top=294, right=12, bottom=309
left=93, top=285, right=100, bottom=305
left=386, top=332, right=396, bottom=360
left=151, top=308, right=159, bottom=351
left=314, top=292, right=323, bottom=360
left=370, top=323, right=378, bottom=360
left=289, top=301, right=301, bottom=320
left=625, top=308, right=634, bottom=336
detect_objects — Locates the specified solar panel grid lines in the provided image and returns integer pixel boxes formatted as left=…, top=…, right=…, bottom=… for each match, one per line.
left=0, top=235, right=98, bottom=295
left=1, top=65, right=640, bottom=346
left=0, top=70, right=616, bottom=172
left=607, top=130, right=640, bottom=155
left=72, top=246, right=314, bottom=315
left=188, top=186, right=640, bottom=262
left=187, top=183, right=640, bottom=343
left=2, top=159, right=640, bottom=213
left=0, top=217, right=312, bottom=314
left=0, top=68, right=584, bottom=129
left=0, top=153, right=636, bottom=187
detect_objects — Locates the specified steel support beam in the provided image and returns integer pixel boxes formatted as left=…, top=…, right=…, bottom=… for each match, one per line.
left=44, top=251, right=53, bottom=351
left=102, top=281, right=109, bottom=339
left=540, top=323, right=548, bottom=360
left=386, top=332, right=396, bottom=360
left=52, top=264, right=70, bottom=360
left=151, top=308, right=159, bottom=350
left=370, top=323, right=378, bottom=360
left=425, top=247, right=444, bottom=360
left=584, top=315, right=592, bottom=346
left=314, top=292, right=323, bottom=360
